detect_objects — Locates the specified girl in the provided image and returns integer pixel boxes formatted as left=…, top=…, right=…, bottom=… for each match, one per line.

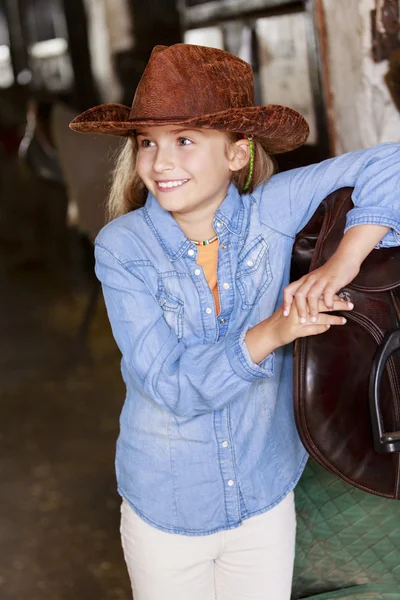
left=70, top=44, right=400, bottom=600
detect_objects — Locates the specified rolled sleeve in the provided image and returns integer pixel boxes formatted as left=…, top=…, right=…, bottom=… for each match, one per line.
left=344, top=206, right=400, bottom=249
left=227, top=325, right=275, bottom=381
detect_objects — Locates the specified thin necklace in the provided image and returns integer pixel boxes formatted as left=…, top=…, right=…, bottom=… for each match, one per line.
left=190, top=235, right=219, bottom=246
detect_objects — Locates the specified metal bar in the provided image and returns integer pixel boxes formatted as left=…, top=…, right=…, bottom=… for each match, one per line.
left=305, top=0, right=331, bottom=156
left=2, top=0, right=29, bottom=77
left=181, top=0, right=302, bottom=29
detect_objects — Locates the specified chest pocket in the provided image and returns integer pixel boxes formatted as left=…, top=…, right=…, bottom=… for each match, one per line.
left=156, top=285, right=184, bottom=341
left=236, top=235, right=273, bottom=308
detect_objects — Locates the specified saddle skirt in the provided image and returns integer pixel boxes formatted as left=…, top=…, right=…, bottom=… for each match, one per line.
left=291, top=187, right=400, bottom=499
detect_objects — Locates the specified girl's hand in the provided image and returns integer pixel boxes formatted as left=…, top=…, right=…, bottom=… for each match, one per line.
left=244, top=293, right=353, bottom=364
left=282, top=254, right=360, bottom=323
left=271, top=295, right=354, bottom=347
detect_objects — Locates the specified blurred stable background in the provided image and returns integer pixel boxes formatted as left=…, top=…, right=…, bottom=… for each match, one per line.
left=0, top=0, right=399, bottom=599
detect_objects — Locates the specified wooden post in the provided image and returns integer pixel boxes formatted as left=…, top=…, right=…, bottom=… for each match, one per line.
left=61, top=0, right=99, bottom=110
left=125, top=0, right=182, bottom=91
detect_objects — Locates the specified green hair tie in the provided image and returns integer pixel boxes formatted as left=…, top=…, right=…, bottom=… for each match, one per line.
left=243, top=137, right=255, bottom=193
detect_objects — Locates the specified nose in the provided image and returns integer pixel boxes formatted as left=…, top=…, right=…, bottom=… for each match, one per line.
left=153, top=145, right=175, bottom=173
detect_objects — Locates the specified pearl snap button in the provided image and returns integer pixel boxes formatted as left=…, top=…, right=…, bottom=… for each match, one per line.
left=223, top=282, right=230, bottom=290
left=188, top=249, right=195, bottom=256
left=161, top=298, right=166, bottom=305
left=216, top=221, right=223, bottom=228
left=222, top=441, right=229, bottom=448
left=247, top=260, right=254, bottom=267
left=227, top=479, right=235, bottom=486
left=194, top=268, right=201, bottom=276
left=205, top=307, right=213, bottom=314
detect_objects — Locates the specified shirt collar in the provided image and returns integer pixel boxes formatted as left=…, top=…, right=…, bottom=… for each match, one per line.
left=143, top=182, right=245, bottom=262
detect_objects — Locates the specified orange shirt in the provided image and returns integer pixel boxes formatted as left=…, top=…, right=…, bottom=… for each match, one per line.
left=196, top=241, right=220, bottom=315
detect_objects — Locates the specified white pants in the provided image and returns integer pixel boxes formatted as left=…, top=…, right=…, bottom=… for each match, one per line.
left=120, top=491, right=296, bottom=600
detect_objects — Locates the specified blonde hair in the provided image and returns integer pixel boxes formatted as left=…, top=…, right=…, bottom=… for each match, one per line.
left=106, top=131, right=277, bottom=221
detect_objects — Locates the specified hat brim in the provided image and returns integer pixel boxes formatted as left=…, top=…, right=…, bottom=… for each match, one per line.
left=69, top=103, right=309, bottom=154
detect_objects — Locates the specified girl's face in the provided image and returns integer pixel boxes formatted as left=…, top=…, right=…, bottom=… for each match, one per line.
left=135, top=125, right=248, bottom=217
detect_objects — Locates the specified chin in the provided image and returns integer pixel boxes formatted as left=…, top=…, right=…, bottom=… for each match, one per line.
left=154, top=194, right=184, bottom=210
left=163, top=202, right=192, bottom=214
left=156, top=190, right=193, bottom=210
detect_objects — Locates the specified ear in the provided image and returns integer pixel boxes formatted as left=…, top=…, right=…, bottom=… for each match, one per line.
left=228, top=138, right=251, bottom=172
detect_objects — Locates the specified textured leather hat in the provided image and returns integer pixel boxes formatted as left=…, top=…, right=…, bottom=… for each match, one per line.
left=69, top=43, right=309, bottom=154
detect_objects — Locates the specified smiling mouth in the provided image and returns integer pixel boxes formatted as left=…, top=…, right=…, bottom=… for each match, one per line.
left=156, top=179, right=189, bottom=190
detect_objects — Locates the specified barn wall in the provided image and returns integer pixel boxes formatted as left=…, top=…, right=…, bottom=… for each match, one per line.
left=322, top=0, right=400, bottom=153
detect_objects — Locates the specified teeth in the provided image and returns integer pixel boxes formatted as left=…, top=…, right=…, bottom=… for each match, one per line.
left=158, top=179, right=188, bottom=189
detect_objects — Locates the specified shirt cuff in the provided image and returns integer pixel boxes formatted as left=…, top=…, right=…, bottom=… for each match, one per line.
left=227, top=325, right=275, bottom=382
left=344, top=207, right=400, bottom=248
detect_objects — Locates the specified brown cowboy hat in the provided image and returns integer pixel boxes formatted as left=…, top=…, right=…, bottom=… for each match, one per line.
left=69, top=43, right=309, bottom=154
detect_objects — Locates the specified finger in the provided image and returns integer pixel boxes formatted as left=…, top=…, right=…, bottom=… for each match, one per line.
left=293, top=277, right=317, bottom=322
left=306, top=284, right=324, bottom=322
left=299, top=315, right=347, bottom=337
left=282, top=298, right=292, bottom=317
left=323, top=285, right=337, bottom=310
left=322, top=314, right=348, bottom=326
left=283, top=281, right=302, bottom=317
left=303, top=313, right=347, bottom=326
left=294, top=288, right=309, bottom=323
left=319, top=294, right=345, bottom=303
left=295, top=276, right=328, bottom=322
left=307, top=324, right=331, bottom=337
left=318, top=299, right=354, bottom=313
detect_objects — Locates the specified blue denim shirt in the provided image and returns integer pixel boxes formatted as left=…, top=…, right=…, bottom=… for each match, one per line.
left=95, top=143, right=400, bottom=535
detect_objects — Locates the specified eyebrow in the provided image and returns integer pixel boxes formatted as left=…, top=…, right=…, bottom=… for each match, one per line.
left=135, top=128, right=205, bottom=136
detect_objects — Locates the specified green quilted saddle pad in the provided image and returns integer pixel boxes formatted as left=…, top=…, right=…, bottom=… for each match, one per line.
left=292, top=460, right=400, bottom=599
left=304, top=583, right=400, bottom=599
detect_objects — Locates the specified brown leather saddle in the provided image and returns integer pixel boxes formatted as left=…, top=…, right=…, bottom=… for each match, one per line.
left=291, top=187, right=400, bottom=499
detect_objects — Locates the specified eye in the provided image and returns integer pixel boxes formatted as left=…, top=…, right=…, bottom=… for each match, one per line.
left=178, top=137, right=192, bottom=146
left=138, top=139, right=155, bottom=148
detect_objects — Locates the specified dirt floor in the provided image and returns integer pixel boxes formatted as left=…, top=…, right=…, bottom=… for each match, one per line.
left=0, top=154, right=132, bottom=599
